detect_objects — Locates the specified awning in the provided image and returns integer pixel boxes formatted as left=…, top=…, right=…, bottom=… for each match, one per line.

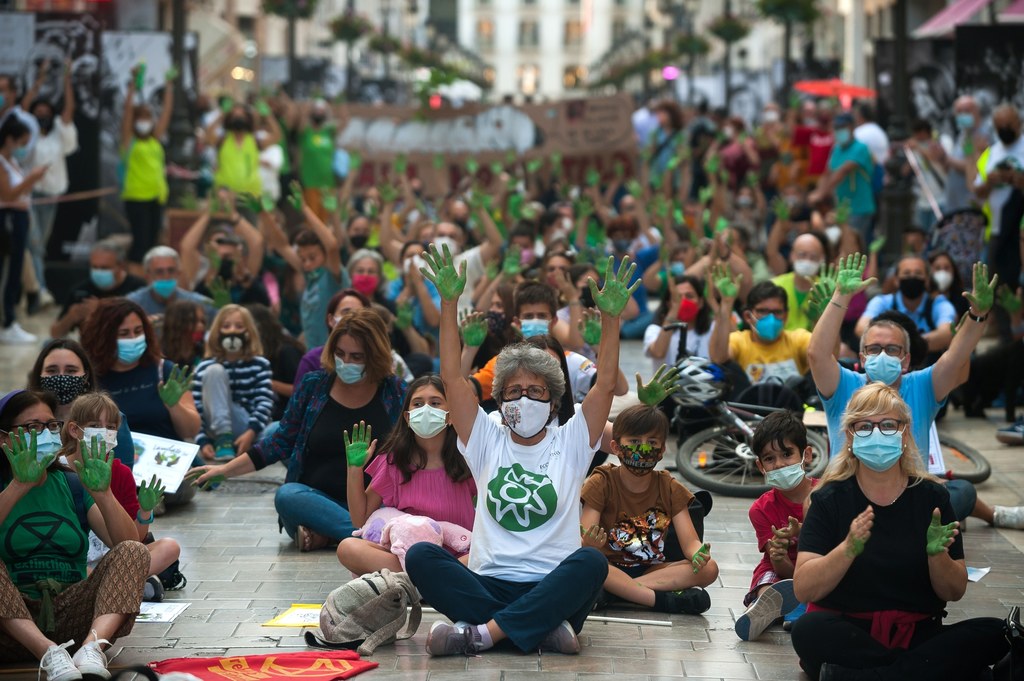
left=912, top=0, right=994, bottom=38
left=1000, top=0, right=1024, bottom=19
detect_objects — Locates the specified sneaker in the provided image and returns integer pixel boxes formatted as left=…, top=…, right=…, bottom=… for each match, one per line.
left=0, top=322, right=37, bottom=344
left=38, top=641, right=82, bottom=681
left=425, top=621, right=481, bottom=656
left=143, top=575, right=164, bottom=603
left=70, top=634, right=110, bottom=681
left=213, top=434, right=235, bottom=462
left=662, top=587, right=712, bottom=615
left=782, top=601, right=807, bottom=631
left=39, top=289, right=56, bottom=308
left=539, top=620, right=580, bottom=655
left=997, top=417, right=1024, bottom=445
left=993, top=505, right=1024, bottom=529
left=735, top=579, right=798, bottom=641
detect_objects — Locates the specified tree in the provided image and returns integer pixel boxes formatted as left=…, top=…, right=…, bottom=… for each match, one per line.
left=263, top=0, right=320, bottom=96
left=755, top=0, right=821, bottom=104
left=330, top=11, right=373, bottom=100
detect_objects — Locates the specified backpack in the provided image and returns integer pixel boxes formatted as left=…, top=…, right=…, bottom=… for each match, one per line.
left=304, top=569, right=421, bottom=656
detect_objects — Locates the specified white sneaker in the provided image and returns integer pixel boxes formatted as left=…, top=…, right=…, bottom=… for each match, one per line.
left=993, top=506, right=1024, bottom=530
left=0, top=322, right=38, bottom=344
left=39, top=289, right=56, bottom=307
left=38, top=641, right=82, bottom=681
left=70, top=634, right=110, bottom=681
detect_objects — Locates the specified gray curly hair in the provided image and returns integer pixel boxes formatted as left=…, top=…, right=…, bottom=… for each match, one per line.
left=492, top=342, right=565, bottom=406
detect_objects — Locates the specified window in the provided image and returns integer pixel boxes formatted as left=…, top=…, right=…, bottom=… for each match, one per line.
left=517, top=64, right=540, bottom=95
left=563, top=65, right=587, bottom=89
left=519, top=20, right=539, bottom=47
left=565, top=19, right=584, bottom=47
left=477, top=19, right=495, bottom=49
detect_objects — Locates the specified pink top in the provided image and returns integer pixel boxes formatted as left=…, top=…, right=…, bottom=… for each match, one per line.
left=366, top=453, right=477, bottom=530
left=747, top=479, right=817, bottom=592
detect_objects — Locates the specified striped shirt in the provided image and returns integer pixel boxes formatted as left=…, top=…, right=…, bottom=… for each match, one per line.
left=192, top=357, right=274, bottom=445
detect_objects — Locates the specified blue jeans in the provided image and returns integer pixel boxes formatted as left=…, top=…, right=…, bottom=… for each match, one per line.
left=405, top=543, right=607, bottom=651
left=945, top=479, right=977, bottom=522
left=619, top=307, right=654, bottom=340
left=274, top=482, right=355, bottom=541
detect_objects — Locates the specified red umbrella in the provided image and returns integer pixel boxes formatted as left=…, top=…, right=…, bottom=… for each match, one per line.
left=793, top=78, right=877, bottom=99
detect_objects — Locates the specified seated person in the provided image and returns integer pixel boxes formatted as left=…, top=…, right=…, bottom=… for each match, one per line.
left=50, top=240, right=145, bottom=338
left=770, top=232, right=829, bottom=332
left=710, top=278, right=811, bottom=385
left=736, top=411, right=814, bottom=641
left=126, top=245, right=217, bottom=322
left=644, top=274, right=717, bottom=369
left=580, top=404, right=716, bottom=614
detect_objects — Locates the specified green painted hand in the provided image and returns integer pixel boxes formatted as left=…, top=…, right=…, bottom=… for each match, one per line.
left=288, top=181, right=304, bottom=212
left=394, top=153, right=408, bottom=175
left=835, top=253, right=875, bottom=295
left=502, top=245, right=522, bottom=278
left=625, top=179, right=643, bottom=199
left=806, top=279, right=836, bottom=321
left=506, top=174, right=519, bottom=191
left=772, top=196, right=790, bottom=221
left=614, top=161, right=625, bottom=179
left=550, top=152, right=562, bottom=174
left=159, top=365, right=195, bottom=408
left=579, top=308, right=602, bottom=346
left=636, top=364, right=682, bottom=406
left=575, top=196, right=594, bottom=218
left=698, top=186, right=714, bottom=205
left=165, top=66, right=179, bottom=83
left=714, top=216, right=730, bottom=235
left=520, top=204, right=537, bottom=220
left=925, top=508, right=958, bottom=556
left=526, top=158, right=542, bottom=174
left=746, top=171, right=759, bottom=188
left=209, top=276, right=231, bottom=309
left=651, top=195, right=669, bottom=220
left=711, top=263, right=740, bottom=300
left=344, top=421, right=373, bottom=467
left=378, top=183, right=399, bottom=205
left=589, top=256, right=640, bottom=318
left=997, top=286, right=1023, bottom=315
left=469, top=190, right=492, bottom=214
left=649, top=173, right=663, bottom=191
left=322, top=194, right=338, bottom=214
left=2, top=430, right=51, bottom=485
left=868, top=235, right=886, bottom=254
left=845, top=536, right=866, bottom=558
left=75, top=436, right=112, bottom=492
left=691, top=542, right=711, bottom=574
left=666, top=155, right=680, bottom=171
left=260, top=193, right=276, bottom=213
left=220, top=96, right=233, bottom=113
left=460, top=311, right=488, bottom=347
left=505, top=149, right=517, bottom=166
left=350, top=150, right=362, bottom=171
left=586, top=167, right=601, bottom=187
left=420, top=244, right=467, bottom=302
left=395, top=301, right=414, bottom=331
left=432, top=153, right=445, bottom=170
left=255, top=99, right=270, bottom=117
left=137, top=475, right=166, bottom=512
left=963, top=261, right=998, bottom=315
left=705, top=154, right=721, bottom=176
left=489, top=161, right=503, bottom=176
left=465, top=158, right=479, bottom=175
left=835, top=199, right=851, bottom=225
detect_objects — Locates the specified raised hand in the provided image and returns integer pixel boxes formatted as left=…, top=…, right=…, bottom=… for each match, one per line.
left=432, top=153, right=445, bottom=170
left=698, top=186, right=714, bottom=206
left=691, top=542, right=711, bottom=574
left=589, top=256, right=640, bottom=318
left=209, top=276, right=231, bottom=309
left=75, top=436, right=113, bottom=492
left=963, top=261, right=998, bottom=315
left=158, top=365, right=195, bottom=408
left=349, top=150, right=362, bottom=171
left=772, top=516, right=802, bottom=542
left=322, top=193, right=338, bottom=214
left=574, top=195, right=594, bottom=219
left=344, top=421, right=375, bottom=468
left=260, top=193, right=276, bottom=213
left=489, top=161, right=503, bottom=176
left=580, top=524, right=607, bottom=550
left=460, top=311, right=488, bottom=347
left=636, top=364, right=682, bottom=406
left=710, top=262, right=741, bottom=301
left=288, top=180, right=304, bottom=212
left=420, top=244, right=467, bottom=302
left=585, top=167, right=601, bottom=187
left=3, top=429, right=51, bottom=486
left=378, top=182, right=399, bottom=205
left=845, top=504, right=873, bottom=558
left=394, top=300, right=414, bottom=331
left=465, top=158, right=479, bottom=175
left=771, top=196, right=790, bottom=222
left=394, top=153, right=408, bottom=175
left=997, top=286, right=1023, bottom=315
left=835, top=253, right=875, bottom=296
left=868, top=235, right=886, bottom=255
left=165, top=66, right=179, bottom=83
left=502, top=245, right=522, bottom=279
left=925, top=508, right=958, bottom=556
left=625, top=179, right=644, bottom=199
left=255, top=99, right=271, bottom=117
left=525, top=158, right=543, bottom=175
left=651, top=194, right=669, bottom=220
left=138, top=475, right=166, bottom=512
left=578, top=308, right=602, bottom=346
left=806, top=279, right=836, bottom=321
left=835, top=199, right=851, bottom=225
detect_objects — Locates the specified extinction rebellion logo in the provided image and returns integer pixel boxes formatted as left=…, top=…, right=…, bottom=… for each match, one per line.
left=486, top=464, right=557, bottom=531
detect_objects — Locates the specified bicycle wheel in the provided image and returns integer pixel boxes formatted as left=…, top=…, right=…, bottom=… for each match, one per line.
left=939, top=434, right=991, bottom=484
left=675, top=425, right=831, bottom=498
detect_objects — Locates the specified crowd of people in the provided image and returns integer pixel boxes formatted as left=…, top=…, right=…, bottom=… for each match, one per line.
left=0, top=62, right=1023, bottom=679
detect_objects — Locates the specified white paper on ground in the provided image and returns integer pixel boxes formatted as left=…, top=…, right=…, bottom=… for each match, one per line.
left=967, top=566, right=991, bottom=582
left=131, top=432, right=200, bottom=493
left=136, top=601, right=191, bottom=623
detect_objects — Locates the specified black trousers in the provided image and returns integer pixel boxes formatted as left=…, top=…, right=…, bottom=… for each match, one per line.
left=124, top=199, right=163, bottom=263
left=792, top=610, right=1008, bottom=680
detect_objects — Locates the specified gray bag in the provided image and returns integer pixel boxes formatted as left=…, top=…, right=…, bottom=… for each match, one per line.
left=304, top=569, right=421, bottom=656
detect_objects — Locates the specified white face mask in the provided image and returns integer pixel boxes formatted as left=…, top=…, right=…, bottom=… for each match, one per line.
left=407, top=404, right=449, bottom=439
left=255, top=130, right=269, bottom=142
left=932, top=270, right=953, bottom=292
left=434, top=236, right=461, bottom=257
left=135, top=120, right=154, bottom=136
left=793, top=259, right=821, bottom=278
left=501, top=396, right=552, bottom=438
left=824, top=225, right=842, bottom=246
left=762, top=110, right=780, bottom=124
left=82, top=426, right=118, bottom=450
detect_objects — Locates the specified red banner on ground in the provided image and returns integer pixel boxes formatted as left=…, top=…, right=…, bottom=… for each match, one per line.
left=151, top=650, right=378, bottom=681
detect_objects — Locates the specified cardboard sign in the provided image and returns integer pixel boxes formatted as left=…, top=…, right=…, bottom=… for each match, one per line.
left=131, top=432, right=200, bottom=494
left=333, top=93, right=638, bottom=195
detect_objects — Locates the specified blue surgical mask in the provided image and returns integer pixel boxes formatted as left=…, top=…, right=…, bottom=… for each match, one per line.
left=90, top=268, right=116, bottom=289
left=335, top=358, right=365, bottom=384
left=35, top=429, right=62, bottom=460
left=670, top=262, right=685, bottom=277
left=116, top=335, right=148, bottom=364
left=851, top=427, right=904, bottom=472
left=765, top=462, right=806, bottom=491
left=834, top=128, right=851, bottom=146
left=864, top=353, right=902, bottom=385
left=754, top=314, right=783, bottom=342
left=151, top=278, right=177, bottom=298
left=520, top=319, right=549, bottom=338
left=612, top=238, right=632, bottom=253
left=12, top=146, right=28, bottom=161
left=955, top=113, right=974, bottom=130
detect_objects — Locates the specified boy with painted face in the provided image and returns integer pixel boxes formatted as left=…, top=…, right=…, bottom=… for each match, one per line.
left=736, top=411, right=815, bottom=641
left=580, top=405, right=717, bottom=614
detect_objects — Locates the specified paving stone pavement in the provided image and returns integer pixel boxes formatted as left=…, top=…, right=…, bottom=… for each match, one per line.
left=1, top=314, right=1022, bottom=680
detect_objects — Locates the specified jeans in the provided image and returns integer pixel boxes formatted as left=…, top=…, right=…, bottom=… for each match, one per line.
left=0, top=209, right=29, bottom=328
left=201, top=363, right=252, bottom=438
left=945, top=479, right=977, bottom=523
left=274, top=482, right=355, bottom=541
left=619, top=307, right=654, bottom=340
left=405, top=543, right=607, bottom=652
left=28, top=198, right=57, bottom=292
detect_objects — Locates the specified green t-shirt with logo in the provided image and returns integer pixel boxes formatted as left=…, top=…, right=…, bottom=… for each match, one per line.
left=299, top=125, right=337, bottom=189
left=0, top=472, right=93, bottom=599
left=459, top=405, right=599, bottom=580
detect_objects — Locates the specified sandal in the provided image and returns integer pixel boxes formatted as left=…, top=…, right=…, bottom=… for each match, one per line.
left=295, top=525, right=332, bottom=552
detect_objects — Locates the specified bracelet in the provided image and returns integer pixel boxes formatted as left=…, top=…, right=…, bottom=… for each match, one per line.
left=830, top=300, right=848, bottom=310
left=967, top=309, right=989, bottom=323
left=137, top=510, right=155, bottom=525
left=568, top=300, right=581, bottom=306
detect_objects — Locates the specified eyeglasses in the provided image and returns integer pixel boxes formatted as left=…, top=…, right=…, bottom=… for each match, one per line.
left=5, top=420, right=64, bottom=436
left=862, top=344, right=905, bottom=357
left=851, top=419, right=904, bottom=437
left=501, top=385, right=549, bottom=401
left=752, top=308, right=786, bottom=319
left=213, top=237, right=239, bottom=247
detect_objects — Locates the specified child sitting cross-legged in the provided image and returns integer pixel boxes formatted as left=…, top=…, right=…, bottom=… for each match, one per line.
left=734, top=410, right=814, bottom=641
left=580, top=404, right=716, bottom=614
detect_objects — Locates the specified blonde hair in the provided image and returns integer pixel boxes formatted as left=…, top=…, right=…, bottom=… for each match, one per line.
left=205, top=304, right=263, bottom=361
left=814, top=383, right=937, bottom=497
left=60, top=392, right=122, bottom=457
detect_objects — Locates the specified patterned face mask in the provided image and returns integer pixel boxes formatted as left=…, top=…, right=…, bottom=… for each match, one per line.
left=619, top=442, right=661, bottom=476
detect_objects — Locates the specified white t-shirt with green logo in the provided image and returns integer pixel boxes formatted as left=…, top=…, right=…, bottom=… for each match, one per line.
left=460, top=404, right=598, bottom=580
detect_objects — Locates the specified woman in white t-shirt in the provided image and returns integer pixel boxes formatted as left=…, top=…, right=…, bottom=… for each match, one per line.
left=644, top=274, right=717, bottom=369
left=408, top=247, right=637, bottom=657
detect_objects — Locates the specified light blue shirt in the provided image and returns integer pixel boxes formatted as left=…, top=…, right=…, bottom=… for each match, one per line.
left=862, top=292, right=956, bottom=334
left=821, top=365, right=944, bottom=465
left=828, top=139, right=875, bottom=216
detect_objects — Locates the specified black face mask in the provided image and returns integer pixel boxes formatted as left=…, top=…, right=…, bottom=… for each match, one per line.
left=350, top=235, right=369, bottom=250
left=311, top=114, right=326, bottom=126
left=39, top=374, right=88, bottom=405
left=36, top=116, right=53, bottom=134
left=485, top=311, right=507, bottom=333
left=218, top=257, right=235, bottom=281
left=997, top=127, right=1019, bottom=146
left=899, top=276, right=926, bottom=300
left=227, top=117, right=250, bottom=132
left=580, top=285, right=596, bottom=309
left=221, top=332, right=247, bottom=353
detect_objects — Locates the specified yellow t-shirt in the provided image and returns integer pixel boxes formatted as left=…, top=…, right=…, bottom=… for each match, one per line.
left=121, top=137, right=168, bottom=203
left=214, top=133, right=262, bottom=196
left=728, top=328, right=811, bottom=384
left=772, top=271, right=813, bottom=332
